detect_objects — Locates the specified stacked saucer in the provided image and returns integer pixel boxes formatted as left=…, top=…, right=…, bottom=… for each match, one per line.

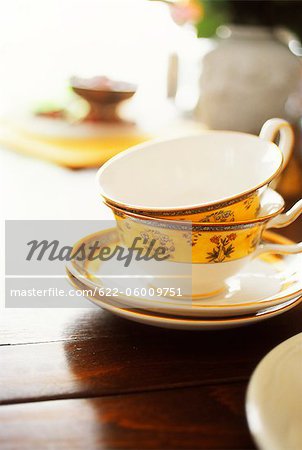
left=67, top=228, right=302, bottom=330
left=67, top=118, right=302, bottom=329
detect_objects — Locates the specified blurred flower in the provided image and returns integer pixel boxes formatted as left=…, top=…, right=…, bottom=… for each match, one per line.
left=149, top=0, right=228, bottom=37
left=169, top=0, right=204, bottom=26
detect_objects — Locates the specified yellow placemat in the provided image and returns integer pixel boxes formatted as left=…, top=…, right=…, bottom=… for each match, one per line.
left=0, top=120, right=151, bottom=169
left=0, top=115, right=206, bottom=168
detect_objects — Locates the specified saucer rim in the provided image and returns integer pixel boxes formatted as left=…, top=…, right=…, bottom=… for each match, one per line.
left=67, top=269, right=302, bottom=325
left=67, top=229, right=302, bottom=313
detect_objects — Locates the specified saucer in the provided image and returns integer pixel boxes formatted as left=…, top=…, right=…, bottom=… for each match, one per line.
left=246, top=333, right=302, bottom=450
left=67, top=229, right=302, bottom=317
left=67, top=270, right=302, bottom=330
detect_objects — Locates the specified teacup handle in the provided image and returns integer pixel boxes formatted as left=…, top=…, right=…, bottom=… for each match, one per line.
left=259, top=118, right=294, bottom=171
left=254, top=199, right=302, bottom=257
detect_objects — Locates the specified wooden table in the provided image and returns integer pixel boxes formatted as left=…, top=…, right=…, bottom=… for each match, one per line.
left=0, top=197, right=301, bottom=449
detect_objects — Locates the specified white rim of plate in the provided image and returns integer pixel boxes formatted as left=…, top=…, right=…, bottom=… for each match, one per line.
left=67, top=269, right=302, bottom=326
left=66, top=229, right=302, bottom=315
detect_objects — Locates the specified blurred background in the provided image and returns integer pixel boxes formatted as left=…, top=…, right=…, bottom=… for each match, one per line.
left=0, top=0, right=178, bottom=114
left=0, top=0, right=302, bottom=221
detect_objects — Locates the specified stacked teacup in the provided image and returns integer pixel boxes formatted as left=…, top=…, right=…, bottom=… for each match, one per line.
left=92, top=118, right=302, bottom=327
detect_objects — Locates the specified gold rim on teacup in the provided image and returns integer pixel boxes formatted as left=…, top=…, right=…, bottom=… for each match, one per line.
left=104, top=189, right=262, bottom=223
left=105, top=187, right=287, bottom=229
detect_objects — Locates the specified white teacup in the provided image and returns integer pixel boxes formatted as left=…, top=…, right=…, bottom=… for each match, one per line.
left=97, top=118, right=294, bottom=222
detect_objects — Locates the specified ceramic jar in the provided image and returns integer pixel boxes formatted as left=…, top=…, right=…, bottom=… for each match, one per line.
left=195, top=25, right=301, bottom=133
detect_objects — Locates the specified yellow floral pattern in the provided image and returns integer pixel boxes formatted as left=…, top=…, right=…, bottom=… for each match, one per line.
left=207, top=233, right=237, bottom=263
left=115, top=214, right=263, bottom=264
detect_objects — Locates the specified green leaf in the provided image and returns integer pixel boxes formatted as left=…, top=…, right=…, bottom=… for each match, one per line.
left=196, top=0, right=230, bottom=37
